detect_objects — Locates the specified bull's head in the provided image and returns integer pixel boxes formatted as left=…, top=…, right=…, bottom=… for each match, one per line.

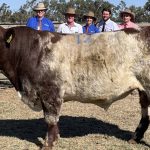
left=0, top=26, right=7, bottom=69
left=0, top=26, right=20, bottom=91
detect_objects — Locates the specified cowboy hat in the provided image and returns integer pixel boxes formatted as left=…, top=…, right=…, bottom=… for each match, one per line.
left=64, top=7, right=76, bottom=15
left=120, top=9, right=135, bottom=22
left=83, top=11, right=96, bottom=21
left=33, top=2, right=47, bottom=11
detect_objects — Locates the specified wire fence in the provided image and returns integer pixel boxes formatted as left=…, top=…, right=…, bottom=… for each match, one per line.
left=0, top=22, right=61, bottom=29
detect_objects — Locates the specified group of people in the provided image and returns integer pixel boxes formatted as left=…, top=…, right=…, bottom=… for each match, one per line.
left=26, top=2, right=139, bottom=34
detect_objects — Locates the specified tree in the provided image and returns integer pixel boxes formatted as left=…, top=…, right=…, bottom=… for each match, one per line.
left=12, top=7, right=28, bottom=24
left=144, top=0, right=150, bottom=22
left=114, top=0, right=127, bottom=22
left=129, top=6, right=145, bottom=23
left=0, top=0, right=149, bottom=24
left=0, top=3, right=12, bottom=23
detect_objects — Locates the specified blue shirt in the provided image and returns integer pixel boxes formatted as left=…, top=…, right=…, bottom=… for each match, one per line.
left=26, top=16, right=55, bottom=32
left=83, top=24, right=100, bottom=34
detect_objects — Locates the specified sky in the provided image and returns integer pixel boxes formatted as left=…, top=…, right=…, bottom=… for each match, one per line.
left=0, top=0, right=148, bottom=12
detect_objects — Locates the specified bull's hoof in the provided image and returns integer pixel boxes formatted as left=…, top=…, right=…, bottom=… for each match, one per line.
left=128, top=139, right=138, bottom=144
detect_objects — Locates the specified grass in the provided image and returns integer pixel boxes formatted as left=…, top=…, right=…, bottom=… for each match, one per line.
left=0, top=88, right=150, bottom=150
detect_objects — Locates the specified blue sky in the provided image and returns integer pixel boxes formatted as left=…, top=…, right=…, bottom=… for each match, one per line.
left=0, top=0, right=148, bottom=11
left=107, top=0, right=147, bottom=7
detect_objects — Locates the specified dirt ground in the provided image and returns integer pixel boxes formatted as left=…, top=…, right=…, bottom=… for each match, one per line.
left=0, top=77, right=150, bottom=150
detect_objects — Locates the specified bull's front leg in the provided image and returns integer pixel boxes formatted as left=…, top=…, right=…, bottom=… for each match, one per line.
left=43, top=124, right=59, bottom=150
left=129, top=90, right=149, bottom=143
left=40, top=85, right=63, bottom=150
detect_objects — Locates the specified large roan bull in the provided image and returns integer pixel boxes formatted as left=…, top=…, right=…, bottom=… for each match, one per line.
left=0, top=26, right=150, bottom=149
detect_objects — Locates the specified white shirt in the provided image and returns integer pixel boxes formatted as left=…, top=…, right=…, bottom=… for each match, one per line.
left=57, top=22, right=83, bottom=34
left=97, top=19, right=119, bottom=32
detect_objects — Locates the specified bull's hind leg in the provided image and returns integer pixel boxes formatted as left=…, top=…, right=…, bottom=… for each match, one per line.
left=129, top=90, right=150, bottom=143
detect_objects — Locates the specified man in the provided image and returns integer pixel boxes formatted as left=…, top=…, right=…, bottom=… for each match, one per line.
left=57, top=7, right=83, bottom=34
left=118, top=9, right=140, bottom=30
left=26, top=2, right=55, bottom=32
left=97, top=8, right=119, bottom=32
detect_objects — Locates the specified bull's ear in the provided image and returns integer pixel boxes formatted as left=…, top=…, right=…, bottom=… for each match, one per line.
left=4, top=28, right=15, bottom=48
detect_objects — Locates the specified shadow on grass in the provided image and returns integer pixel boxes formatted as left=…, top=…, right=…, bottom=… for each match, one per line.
left=0, top=118, right=46, bottom=147
left=0, top=116, right=149, bottom=148
left=0, top=79, right=13, bottom=89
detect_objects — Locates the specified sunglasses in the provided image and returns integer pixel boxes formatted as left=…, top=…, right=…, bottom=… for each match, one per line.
left=36, top=10, right=45, bottom=13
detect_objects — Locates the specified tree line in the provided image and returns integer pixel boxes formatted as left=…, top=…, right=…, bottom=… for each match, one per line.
left=0, top=0, right=150, bottom=24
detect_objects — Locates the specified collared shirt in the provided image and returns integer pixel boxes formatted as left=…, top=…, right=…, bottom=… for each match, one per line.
left=97, top=19, right=119, bottom=32
left=118, top=21, right=140, bottom=30
left=57, top=22, right=83, bottom=34
left=83, top=24, right=100, bottom=34
left=26, top=16, right=55, bottom=32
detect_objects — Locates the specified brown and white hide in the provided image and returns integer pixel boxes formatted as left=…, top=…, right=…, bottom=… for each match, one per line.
left=0, top=26, right=150, bottom=149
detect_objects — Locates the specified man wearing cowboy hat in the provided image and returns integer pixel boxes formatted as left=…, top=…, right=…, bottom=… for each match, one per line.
left=97, top=8, right=119, bottom=32
left=82, top=11, right=100, bottom=34
left=118, top=9, right=139, bottom=30
left=57, top=7, right=83, bottom=34
left=26, top=2, right=55, bottom=32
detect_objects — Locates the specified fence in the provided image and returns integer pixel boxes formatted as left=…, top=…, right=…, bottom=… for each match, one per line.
left=0, top=22, right=61, bottom=29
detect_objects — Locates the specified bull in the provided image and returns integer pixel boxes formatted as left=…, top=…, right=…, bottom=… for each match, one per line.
left=0, top=26, right=150, bottom=149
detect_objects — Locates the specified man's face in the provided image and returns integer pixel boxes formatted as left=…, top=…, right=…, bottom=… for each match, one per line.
left=36, top=10, right=45, bottom=18
left=66, top=14, right=75, bottom=24
left=102, top=11, right=111, bottom=21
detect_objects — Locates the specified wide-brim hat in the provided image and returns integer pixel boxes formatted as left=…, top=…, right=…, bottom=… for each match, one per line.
left=120, top=9, right=135, bottom=22
left=83, top=11, right=96, bottom=21
left=64, top=7, right=76, bottom=16
left=33, top=2, right=47, bottom=11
